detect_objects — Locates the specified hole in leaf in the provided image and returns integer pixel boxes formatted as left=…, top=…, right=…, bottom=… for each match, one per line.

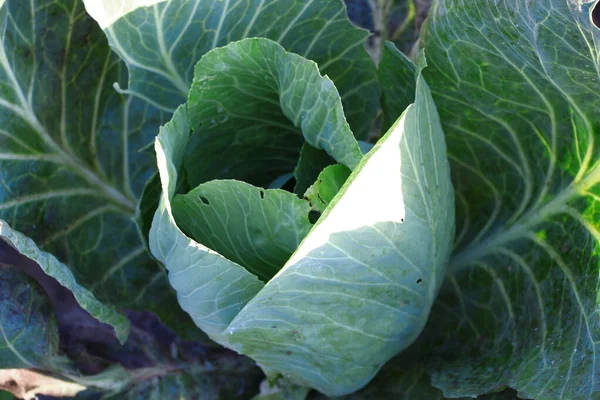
left=416, top=278, right=423, bottom=284
left=281, top=177, right=297, bottom=192
left=260, top=191, right=265, bottom=200
left=593, top=2, right=600, bottom=28
left=400, top=218, right=404, bottom=223
left=308, top=210, right=321, bottom=224
left=199, top=196, right=210, bottom=205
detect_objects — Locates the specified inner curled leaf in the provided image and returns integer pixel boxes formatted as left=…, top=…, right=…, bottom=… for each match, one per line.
left=183, top=39, right=363, bottom=189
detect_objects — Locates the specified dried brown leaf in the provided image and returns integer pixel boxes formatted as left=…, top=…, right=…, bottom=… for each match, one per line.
left=0, top=369, right=85, bottom=400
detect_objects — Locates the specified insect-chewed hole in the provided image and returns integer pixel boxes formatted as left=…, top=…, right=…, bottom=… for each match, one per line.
left=259, top=190, right=265, bottom=200
left=308, top=210, right=321, bottom=224
left=199, top=196, right=210, bottom=205
left=416, top=278, right=423, bottom=284
left=594, top=1, right=600, bottom=28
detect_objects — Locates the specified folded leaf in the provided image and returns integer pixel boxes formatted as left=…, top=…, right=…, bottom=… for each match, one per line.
left=83, top=0, right=379, bottom=140
left=149, top=105, right=264, bottom=343
left=376, top=0, right=600, bottom=398
left=0, top=220, right=129, bottom=343
left=173, top=180, right=313, bottom=282
left=225, top=54, right=454, bottom=396
left=184, top=38, right=363, bottom=188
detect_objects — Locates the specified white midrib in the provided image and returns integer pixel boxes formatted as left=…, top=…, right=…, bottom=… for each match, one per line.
left=0, top=40, right=136, bottom=215
left=152, top=4, right=189, bottom=96
left=449, top=162, right=600, bottom=270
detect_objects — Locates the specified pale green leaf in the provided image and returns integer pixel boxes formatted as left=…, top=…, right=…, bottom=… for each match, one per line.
left=149, top=105, right=264, bottom=343
left=379, top=1, right=600, bottom=399
left=85, top=0, right=379, bottom=140
left=225, top=56, right=454, bottom=396
left=0, top=220, right=129, bottom=343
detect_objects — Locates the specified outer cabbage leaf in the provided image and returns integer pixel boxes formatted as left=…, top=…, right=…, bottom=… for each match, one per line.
left=381, top=1, right=599, bottom=399
left=149, top=105, right=264, bottom=343
left=0, top=268, right=62, bottom=369
left=224, top=55, right=454, bottom=396
left=330, top=347, right=524, bottom=400
left=0, top=0, right=197, bottom=339
left=0, top=220, right=129, bottom=343
left=83, top=0, right=379, bottom=140
left=97, top=351, right=262, bottom=400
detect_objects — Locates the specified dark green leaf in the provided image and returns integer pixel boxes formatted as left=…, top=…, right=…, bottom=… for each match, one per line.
left=294, top=144, right=337, bottom=197
left=0, top=0, right=199, bottom=340
left=0, top=391, right=13, bottom=400
left=0, top=220, right=129, bottom=343
left=378, top=42, right=416, bottom=130
left=378, top=1, right=600, bottom=399
left=0, top=268, right=61, bottom=369
left=92, top=351, right=262, bottom=400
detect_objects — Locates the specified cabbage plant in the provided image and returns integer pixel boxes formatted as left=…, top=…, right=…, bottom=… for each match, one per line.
left=148, top=38, right=453, bottom=396
left=0, top=0, right=598, bottom=399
